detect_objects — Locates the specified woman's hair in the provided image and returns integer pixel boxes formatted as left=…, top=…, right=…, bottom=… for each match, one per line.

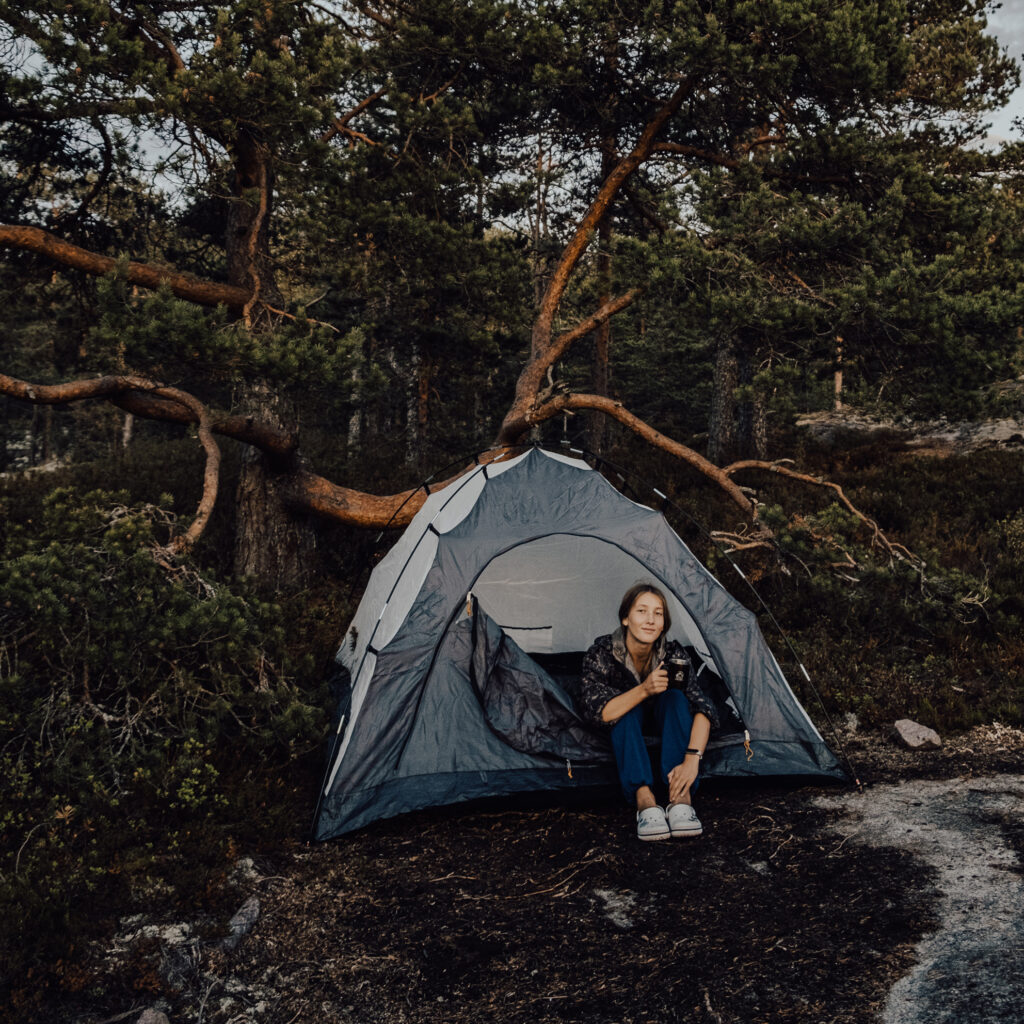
left=618, top=582, right=672, bottom=636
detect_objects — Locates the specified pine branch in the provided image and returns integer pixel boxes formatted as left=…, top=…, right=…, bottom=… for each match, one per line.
left=0, top=224, right=251, bottom=309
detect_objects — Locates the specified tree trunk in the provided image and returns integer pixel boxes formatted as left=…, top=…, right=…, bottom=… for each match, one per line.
left=227, top=130, right=318, bottom=591
left=234, top=382, right=316, bottom=588
left=834, top=336, right=844, bottom=411
left=736, top=347, right=767, bottom=460
left=586, top=141, right=616, bottom=455
left=708, top=337, right=738, bottom=465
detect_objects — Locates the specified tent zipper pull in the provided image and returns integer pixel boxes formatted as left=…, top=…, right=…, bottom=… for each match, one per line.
left=744, top=730, right=753, bottom=761
left=566, top=759, right=573, bottom=779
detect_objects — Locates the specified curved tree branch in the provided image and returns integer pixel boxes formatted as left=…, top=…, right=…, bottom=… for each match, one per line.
left=521, top=392, right=755, bottom=516
left=500, top=78, right=697, bottom=441
left=531, top=288, right=643, bottom=393
left=0, top=373, right=219, bottom=555
left=0, top=370, right=521, bottom=531
left=290, top=447, right=515, bottom=528
left=0, top=224, right=251, bottom=309
left=320, top=87, right=387, bottom=144
left=722, top=459, right=921, bottom=565
left=109, top=390, right=299, bottom=458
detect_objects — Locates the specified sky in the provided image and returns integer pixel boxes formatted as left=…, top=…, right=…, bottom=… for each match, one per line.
left=987, top=0, right=1024, bottom=141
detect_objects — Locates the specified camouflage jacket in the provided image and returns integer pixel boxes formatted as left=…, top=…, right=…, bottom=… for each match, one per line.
left=576, top=627, right=720, bottom=732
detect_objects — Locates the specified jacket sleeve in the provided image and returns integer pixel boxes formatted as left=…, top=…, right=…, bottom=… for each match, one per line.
left=577, top=643, right=622, bottom=730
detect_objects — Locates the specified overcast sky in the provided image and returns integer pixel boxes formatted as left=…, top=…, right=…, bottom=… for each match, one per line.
left=987, top=0, right=1024, bottom=141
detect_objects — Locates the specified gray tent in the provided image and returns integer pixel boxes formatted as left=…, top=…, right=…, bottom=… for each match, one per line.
left=313, top=448, right=844, bottom=840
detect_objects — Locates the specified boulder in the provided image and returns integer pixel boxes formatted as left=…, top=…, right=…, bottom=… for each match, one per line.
left=894, top=719, right=942, bottom=750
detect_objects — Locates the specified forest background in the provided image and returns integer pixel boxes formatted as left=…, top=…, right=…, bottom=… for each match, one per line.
left=1, top=0, right=1023, bottom=1016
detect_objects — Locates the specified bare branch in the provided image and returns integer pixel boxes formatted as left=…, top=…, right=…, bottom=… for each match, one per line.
left=500, top=78, right=697, bottom=439
left=110, top=390, right=298, bottom=458
left=0, top=373, right=219, bottom=555
left=291, top=448, right=515, bottom=528
left=651, top=141, right=741, bottom=169
left=527, top=288, right=643, bottom=388
left=0, top=224, right=251, bottom=309
left=65, top=120, right=115, bottom=226
left=520, top=392, right=755, bottom=516
left=320, top=87, right=387, bottom=144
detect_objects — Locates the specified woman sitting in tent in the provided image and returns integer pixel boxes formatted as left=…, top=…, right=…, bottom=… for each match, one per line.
left=578, top=582, right=720, bottom=841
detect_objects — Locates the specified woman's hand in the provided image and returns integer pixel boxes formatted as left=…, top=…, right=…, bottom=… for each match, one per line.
left=668, top=755, right=700, bottom=805
left=641, top=662, right=669, bottom=697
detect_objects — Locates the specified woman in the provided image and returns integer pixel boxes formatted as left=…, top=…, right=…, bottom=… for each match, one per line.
left=578, top=582, right=719, bottom=841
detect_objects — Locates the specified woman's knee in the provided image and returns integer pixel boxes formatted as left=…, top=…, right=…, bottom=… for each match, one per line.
left=659, top=689, right=692, bottom=720
left=660, top=689, right=688, bottom=709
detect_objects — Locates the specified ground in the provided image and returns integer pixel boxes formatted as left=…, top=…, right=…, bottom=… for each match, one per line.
left=52, top=726, right=1024, bottom=1024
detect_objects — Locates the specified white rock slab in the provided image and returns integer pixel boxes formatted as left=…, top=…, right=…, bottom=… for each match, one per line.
left=816, top=775, right=1024, bottom=1024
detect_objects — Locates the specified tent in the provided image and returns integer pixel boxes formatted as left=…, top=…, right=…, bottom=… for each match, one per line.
left=312, top=447, right=845, bottom=840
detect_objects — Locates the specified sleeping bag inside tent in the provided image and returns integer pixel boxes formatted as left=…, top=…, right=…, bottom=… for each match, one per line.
left=312, top=448, right=845, bottom=840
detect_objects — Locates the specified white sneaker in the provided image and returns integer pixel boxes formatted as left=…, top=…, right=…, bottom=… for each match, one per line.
left=636, top=806, right=671, bottom=841
left=666, top=802, right=703, bottom=838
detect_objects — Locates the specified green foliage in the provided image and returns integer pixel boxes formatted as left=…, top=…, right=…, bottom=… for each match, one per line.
left=0, top=488, right=325, bottom=1002
left=735, top=447, right=1024, bottom=734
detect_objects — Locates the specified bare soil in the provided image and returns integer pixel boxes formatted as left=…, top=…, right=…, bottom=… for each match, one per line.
left=48, top=726, right=1024, bottom=1024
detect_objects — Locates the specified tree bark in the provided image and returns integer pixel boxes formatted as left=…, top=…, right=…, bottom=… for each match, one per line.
left=0, top=224, right=250, bottom=309
left=708, top=337, right=738, bottom=465
left=499, top=79, right=694, bottom=442
left=736, top=347, right=767, bottom=460
left=225, top=130, right=318, bottom=590
left=586, top=140, right=617, bottom=455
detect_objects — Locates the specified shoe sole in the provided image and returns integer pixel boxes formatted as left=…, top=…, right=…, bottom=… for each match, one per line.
left=638, top=829, right=672, bottom=841
left=669, top=827, right=703, bottom=838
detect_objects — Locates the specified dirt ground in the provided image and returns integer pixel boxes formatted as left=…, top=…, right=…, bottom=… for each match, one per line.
left=54, top=725, right=1024, bottom=1024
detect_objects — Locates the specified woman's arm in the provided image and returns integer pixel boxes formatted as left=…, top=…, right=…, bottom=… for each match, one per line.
left=600, top=662, right=669, bottom=723
left=667, top=712, right=711, bottom=804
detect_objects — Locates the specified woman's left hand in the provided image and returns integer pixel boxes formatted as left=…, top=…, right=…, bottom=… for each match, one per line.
left=668, top=755, right=700, bottom=805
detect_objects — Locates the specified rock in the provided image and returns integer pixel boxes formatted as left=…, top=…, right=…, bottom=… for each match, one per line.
left=221, top=896, right=260, bottom=951
left=136, top=1010, right=170, bottom=1024
left=133, top=923, right=192, bottom=946
left=894, top=719, right=942, bottom=750
left=795, top=408, right=1024, bottom=454
left=230, top=856, right=261, bottom=885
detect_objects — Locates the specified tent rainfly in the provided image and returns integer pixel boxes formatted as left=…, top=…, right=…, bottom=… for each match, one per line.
left=313, top=448, right=845, bottom=840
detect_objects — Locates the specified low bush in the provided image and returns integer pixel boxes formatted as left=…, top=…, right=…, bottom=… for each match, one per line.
left=0, top=489, right=326, bottom=1013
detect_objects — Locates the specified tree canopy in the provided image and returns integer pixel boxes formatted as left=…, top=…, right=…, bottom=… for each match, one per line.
left=1, top=0, right=1022, bottom=586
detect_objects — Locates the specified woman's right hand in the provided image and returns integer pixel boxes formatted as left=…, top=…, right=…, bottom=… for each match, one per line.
left=641, top=662, right=669, bottom=697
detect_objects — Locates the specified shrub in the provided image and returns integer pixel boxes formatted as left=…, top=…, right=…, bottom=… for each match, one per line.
left=0, top=488, right=325, bottom=1008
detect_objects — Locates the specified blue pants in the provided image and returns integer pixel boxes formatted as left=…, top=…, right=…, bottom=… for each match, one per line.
left=610, top=690, right=699, bottom=804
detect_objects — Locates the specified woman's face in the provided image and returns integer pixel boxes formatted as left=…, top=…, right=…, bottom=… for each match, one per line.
left=622, top=591, right=665, bottom=646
